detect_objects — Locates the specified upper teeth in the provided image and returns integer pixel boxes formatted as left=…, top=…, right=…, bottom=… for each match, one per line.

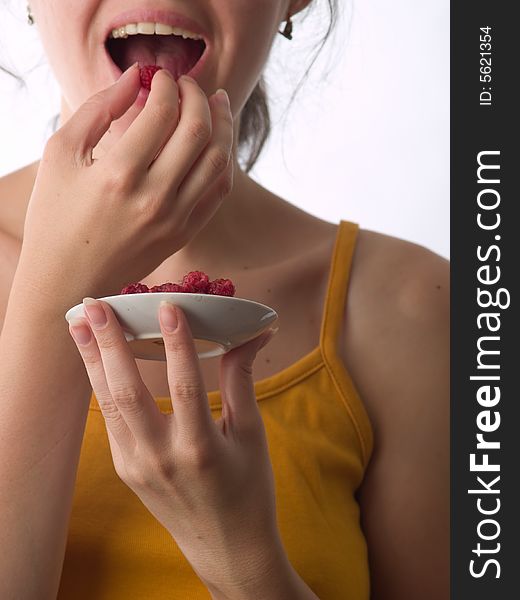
left=109, top=22, right=203, bottom=40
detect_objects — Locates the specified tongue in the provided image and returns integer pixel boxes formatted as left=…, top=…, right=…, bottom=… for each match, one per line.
left=112, top=34, right=203, bottom=79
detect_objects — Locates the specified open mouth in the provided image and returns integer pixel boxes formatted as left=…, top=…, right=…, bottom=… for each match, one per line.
left=105, top=30, right=206, bottom=81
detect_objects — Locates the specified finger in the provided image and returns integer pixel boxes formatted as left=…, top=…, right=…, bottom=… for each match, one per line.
left=185, top=154, right=234, bottom=230
left=57, top=62, right=141, bottom=166
left=108, top=68, right=181, bottom=173
left=158, top=301, right=215, bottom=443
left=148, top=76, right=213, bottom=202
left=68, top=316, right=135, bottom=453
left=220, top=328, right=278, bottom=433
left=81, top=298, right=166, bottom=445
left=170, top=89, right=233, bottom=219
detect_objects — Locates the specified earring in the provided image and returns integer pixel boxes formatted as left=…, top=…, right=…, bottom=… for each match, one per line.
left=278, top=11, right=293, bottom=40
left=27, top=3, right=35, bottom=25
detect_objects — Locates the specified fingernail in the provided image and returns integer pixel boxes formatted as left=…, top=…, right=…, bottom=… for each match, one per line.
left=159, top=68, right=173, bottom=80
left=118, top=61, right=139, bottom=81
left=83, top=297, right=107, bottom=328
left=215, top=88, right=230, bottom=110
left=70, top=318, right=92, bottom=346
left=179, top=75, right=196, bottom=85
left=160, top=301, right=178, bottom=332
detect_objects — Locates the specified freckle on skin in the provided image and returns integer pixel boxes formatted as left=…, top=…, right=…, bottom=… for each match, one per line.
left=243, top=265, right=249, bottom=270
left=267, top=288, right=271, bottom=293
left=266, top=358, right=270, bottom=363
left=85, top=240, right=90, bottom=244
left=436, top=285, right=441, bottom=290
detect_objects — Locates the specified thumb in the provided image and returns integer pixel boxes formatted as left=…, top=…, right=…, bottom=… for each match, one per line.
left=254, top=326, right=279, bottom=353
left=57, top=62, right=141, bottom=164
left=220, top=327, right=279, bottom=431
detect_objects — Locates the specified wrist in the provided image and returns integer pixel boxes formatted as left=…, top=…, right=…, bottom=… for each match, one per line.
left=11, top=258, right=111, bottom=319
left=206, top=539, right=318, bottom=600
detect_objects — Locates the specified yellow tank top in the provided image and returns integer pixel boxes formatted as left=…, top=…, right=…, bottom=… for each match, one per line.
left=57, top=220, right=374, bottom=599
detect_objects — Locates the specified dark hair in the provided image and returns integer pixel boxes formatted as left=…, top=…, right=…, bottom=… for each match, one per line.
left=1, top=0, right=340, bottom=173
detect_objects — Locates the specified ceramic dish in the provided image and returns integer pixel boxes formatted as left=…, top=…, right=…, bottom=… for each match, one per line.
left=65, top=293, right=278, bottom=361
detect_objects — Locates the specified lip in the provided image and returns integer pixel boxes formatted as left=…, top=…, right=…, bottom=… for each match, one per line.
left=104, top=8, right=210, bottom=44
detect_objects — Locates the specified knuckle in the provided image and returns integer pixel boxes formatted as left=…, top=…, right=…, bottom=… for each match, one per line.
left=96, top=397, right=120, bottom=421
left=150, top=101, right=177, bottom=126
left=122, top=460, right=149, bottom=487
left=207, top=147, right=230, bottom=174
left=185, top=118, right=211, bottom=144
left=95, top=332, right=121, bottom=351
left=85, top=91, right=106, bottom=108
left=81, top=350, right=102, bottom=368
left=180, top=441, right=217, bottom=472
left=135, top=187, right=162, bottom=223
left=170, top=378, right=201, bottom=402
left=111, top=458, right=127, bottom=482
left=44, top=131, right=71, bottom=161
left=219, top=165, right=234, bottom=197
left=101, top=166, right=134, bottom=194
left=77, top=96, right=117, bottom=139
left=43, top=132, right=61, bottom=155
left=150, top=454, right=177, bottom=482
left=110, top=383, right=143, bottom=410
left=84, top=94, right=112, bottom=122
left=115, top=466, right=131, bottom=485
left=125, top=453, right=176, bottom=489
left=237, top=361, right=254, bottom=377
left=218, top=102, right=233, bottom=124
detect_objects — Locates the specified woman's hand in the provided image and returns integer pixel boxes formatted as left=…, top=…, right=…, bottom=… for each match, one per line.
left=68, top=297, right=314, bottom=599
left=18, top=64, right=233, bottom=306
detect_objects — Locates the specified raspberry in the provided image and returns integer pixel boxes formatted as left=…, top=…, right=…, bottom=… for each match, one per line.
left=207, top=278, right=235, bottom=297
left=120, top=282, right=150, bottom=294
left=139, top=65, right=162, bottom=90
left=181, top=271, right=210, bottom=293
left=149, top=283, right=184, bottom=293
left=120, top=273, right=236, bottom=296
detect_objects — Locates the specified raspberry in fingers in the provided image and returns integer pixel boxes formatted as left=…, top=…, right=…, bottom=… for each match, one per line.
left=107, top=68, right=181, bottom=175
left=146, top=75, right=214, bottom=200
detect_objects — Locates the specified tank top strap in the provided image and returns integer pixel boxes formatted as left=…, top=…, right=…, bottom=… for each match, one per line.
left=318, top=220, right=373, bottom=466
left=319, top=220, right=359, bottom=348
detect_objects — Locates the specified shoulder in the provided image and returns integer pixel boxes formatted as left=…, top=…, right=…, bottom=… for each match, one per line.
left=345, top=226, right=449, bottom=411
left=343, top=228, right=449, bottom=403
left=342, top=228, right=449, bottom=599
left=344, top=228, right=449, bottom=376
left=351, top=227, right=449, bottom=318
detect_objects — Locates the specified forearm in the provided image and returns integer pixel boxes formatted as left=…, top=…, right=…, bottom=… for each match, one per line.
left=0, top=271, right=93, bottom=599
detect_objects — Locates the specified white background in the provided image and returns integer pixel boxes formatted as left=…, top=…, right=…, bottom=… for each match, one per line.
left=0, top=0, right=449, bottom=258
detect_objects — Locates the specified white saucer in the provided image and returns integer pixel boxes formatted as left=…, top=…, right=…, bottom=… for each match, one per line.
left=65, top=293, right=278, bottom=361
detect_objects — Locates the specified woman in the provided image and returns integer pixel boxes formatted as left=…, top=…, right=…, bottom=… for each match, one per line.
left=0, top=1, right=449, bottom=598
